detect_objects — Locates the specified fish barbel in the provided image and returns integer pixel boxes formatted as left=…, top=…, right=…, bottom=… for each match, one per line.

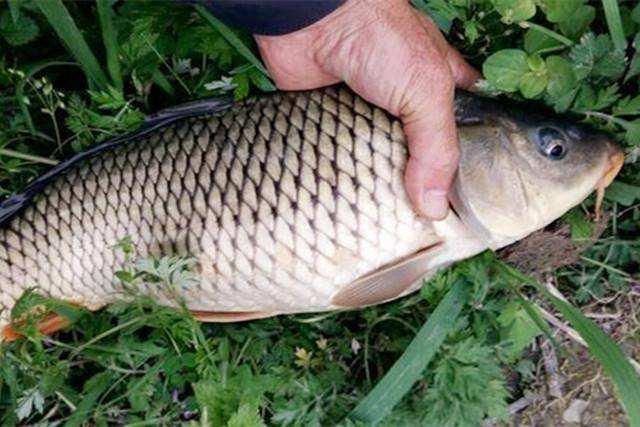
left=0, top=87, right=624, bottom=334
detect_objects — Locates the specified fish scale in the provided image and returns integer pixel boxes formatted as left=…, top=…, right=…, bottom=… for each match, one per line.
left=0, top=87, right=443, bottom=325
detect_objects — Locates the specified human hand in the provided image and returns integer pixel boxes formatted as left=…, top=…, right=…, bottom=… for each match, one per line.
left=255, top=0, right=479, bottom=220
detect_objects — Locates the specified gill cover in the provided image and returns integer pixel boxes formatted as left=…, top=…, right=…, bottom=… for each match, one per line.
left=449, top=123, right=533, bottom=249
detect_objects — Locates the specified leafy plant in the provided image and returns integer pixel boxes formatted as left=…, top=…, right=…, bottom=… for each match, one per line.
left=0, top=0, right=639, bottom=426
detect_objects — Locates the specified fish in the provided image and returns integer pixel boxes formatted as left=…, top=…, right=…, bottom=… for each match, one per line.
left=0, top=86, right=624, bottom=339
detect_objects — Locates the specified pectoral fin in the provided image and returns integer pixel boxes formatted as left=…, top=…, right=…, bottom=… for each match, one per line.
left=331, top=243, right=442, bottom=308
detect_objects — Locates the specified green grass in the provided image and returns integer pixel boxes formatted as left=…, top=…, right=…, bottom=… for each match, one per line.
left=1, top=0, right=640, bottom=425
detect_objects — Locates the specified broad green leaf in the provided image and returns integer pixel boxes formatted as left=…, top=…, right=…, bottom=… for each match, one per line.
left=526, top=54, right=545, bottom=71
left=524, top=28, right=562, bottom=53
left=604, top=181, right=640, bottom=206
left=349, top=280, right=468, bottom=425
left=542, top=0, right=583, bottom=23
left=483, top=49, right=529, bottom=92
left=36, top=0, right=109, bottom=90
left=0, top=10, right=39, bottom=46
left=594, top=48, right=626, bottom=80
left=545, top=55, right=577, bottom=109
left=498, top=302, right=542, bottom=361
left=519, top=71, right=547, bottom=98
left=564, top=209, right=593, bottom=240
left=492, top=0, right=536, bottom=24
left=464, top=20, right=480, bottom=43
left=570, top=33, right=626, bottom=80
left=412, top=0, right=460, bottom=32
left=558, top=5, right=595, bottom=39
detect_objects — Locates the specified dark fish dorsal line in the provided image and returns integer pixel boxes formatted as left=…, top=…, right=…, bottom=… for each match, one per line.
left=0, top=96, right=234, bottom=227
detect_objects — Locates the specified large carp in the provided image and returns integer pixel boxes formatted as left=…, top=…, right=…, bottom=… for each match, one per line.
left=0, top=87, right=624, bottom=336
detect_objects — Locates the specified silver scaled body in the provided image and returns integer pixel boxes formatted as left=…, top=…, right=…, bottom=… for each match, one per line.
left=0, top=87, right=486, bottom=324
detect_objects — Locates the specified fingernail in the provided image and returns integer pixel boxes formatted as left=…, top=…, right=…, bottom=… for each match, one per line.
left=421, top=189, right=449, bottom=220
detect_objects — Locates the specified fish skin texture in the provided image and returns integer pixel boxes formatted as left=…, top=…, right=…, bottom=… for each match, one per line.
left=0, top=87, right=470, bottom=327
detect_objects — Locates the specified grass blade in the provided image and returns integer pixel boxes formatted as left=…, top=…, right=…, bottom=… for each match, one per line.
left=36, top=0, right=109, bottom=90
left=601, top=0, right=626, bottom=51
left=195, top=5, right=276, bottom=91
left=96, top=0, right=122, bottom=91
left=349, top=280, right=468, bottom=424
left=499, top=262, right=640, bottom=426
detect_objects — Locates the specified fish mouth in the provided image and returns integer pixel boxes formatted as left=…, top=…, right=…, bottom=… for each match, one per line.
left=594, top=149, right=625, bottom=220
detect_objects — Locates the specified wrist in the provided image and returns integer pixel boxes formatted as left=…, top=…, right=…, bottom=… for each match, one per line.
left=201, top=0, right=346, bottom=36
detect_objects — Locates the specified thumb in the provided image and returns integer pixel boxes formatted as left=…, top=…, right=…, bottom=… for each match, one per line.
left=401, top=65, right=459, bottom=220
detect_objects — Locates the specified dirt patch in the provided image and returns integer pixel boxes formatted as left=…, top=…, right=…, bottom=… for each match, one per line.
left=498, top=215, right=610, bottom=278
left=494, top=216, right=639, bottom=426
left=514, top=290, right=639, bottom=426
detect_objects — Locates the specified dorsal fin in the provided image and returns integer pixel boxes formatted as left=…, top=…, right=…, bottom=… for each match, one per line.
left=0, top=96, right=234, bottom=227
left=331, top=243, right=442, bottom=308
left=139, top=97, right=233, bottom=131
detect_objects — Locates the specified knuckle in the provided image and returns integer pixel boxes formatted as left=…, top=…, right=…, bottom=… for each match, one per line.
left=401, top=58, right=454, bottom=114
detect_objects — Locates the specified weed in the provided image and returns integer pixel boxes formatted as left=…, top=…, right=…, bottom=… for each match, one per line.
left=0, top=0, right=639, bottom=425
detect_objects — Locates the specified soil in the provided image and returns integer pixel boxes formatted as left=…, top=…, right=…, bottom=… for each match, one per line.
left=496, top=216, right=639, bottom=426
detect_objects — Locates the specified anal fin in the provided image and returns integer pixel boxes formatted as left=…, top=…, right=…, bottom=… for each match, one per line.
left=191, top=310, right=274, bottom=323
left=2, top=313, right=71, bottom=342
left=331, top=243, right=442, bottom=308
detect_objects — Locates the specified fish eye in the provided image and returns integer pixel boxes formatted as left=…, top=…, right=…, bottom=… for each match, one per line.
left=537, top=127, right=567, bottom=160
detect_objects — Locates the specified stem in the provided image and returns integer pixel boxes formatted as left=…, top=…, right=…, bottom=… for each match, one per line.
left=0, top=148, right=58, bottom=165
left=55, top=391, right=77, bottom=411
left=70, top=315, right=146, bottom=358
left=519, top=21, right=573, bottom=46
left=48, top=111, right=62, bottom=150
left=583, top=110, right=633, bottom=129
left=144, top=36, right=191, bottom=96
left=580, top=255, right=631, bottom=277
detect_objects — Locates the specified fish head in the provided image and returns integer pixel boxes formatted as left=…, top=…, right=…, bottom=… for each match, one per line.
left=451, top=95, right=624, bottom=249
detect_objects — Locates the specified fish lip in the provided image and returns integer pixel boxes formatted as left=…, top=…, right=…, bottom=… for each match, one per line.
left=594, top=148, right=624, bottom=220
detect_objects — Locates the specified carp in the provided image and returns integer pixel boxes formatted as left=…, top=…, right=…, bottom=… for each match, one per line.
left=0, top=87, right=624, bottom=337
